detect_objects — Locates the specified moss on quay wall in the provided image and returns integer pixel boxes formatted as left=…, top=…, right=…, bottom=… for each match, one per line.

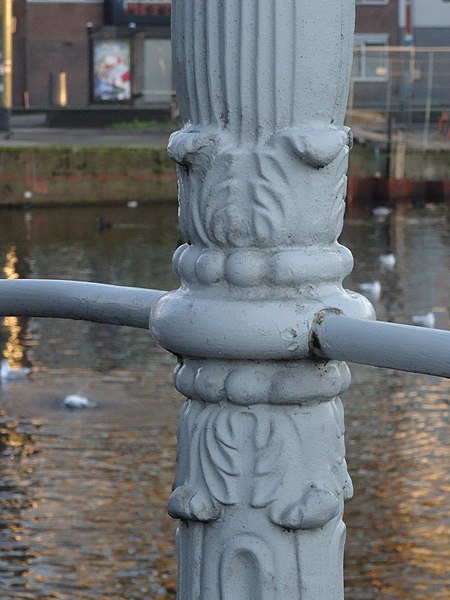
left=348, top=146, right=450, bottom=182
left=0, top=146, right=178, bottom=205
left=0, top=144, right=449, bottom=206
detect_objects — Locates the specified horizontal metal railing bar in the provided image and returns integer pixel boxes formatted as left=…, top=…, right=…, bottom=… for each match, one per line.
left=353, top=45, right=450, bottom=53
left=2, top=281, right=449, bottom=378
left=0, top=279, right=166, bottom=329
left=312, top=311, right=450, bottom=379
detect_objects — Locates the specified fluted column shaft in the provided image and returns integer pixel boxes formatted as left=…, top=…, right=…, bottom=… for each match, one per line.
left=151, top=2, right=374, bottom=598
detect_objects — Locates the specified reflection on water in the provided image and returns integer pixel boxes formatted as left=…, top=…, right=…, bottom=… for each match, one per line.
left=0, top=203, right=449, bottom=599
left=342, top=203, right=450, bottom=600
left=2, top=246, right=27, bottom=371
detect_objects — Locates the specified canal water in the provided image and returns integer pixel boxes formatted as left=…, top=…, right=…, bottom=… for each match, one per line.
left=0, top=202, right=448, bottom=599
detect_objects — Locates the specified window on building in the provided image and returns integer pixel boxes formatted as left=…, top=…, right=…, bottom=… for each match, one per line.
left=355, top=1, right=389, bottom=5
left=143, top=39, right=173, bottom=106
left=353, top=34, right=389, bottom=81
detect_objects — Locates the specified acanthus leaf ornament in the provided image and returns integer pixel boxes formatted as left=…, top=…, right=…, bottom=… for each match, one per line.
left=169, top=399, right=351, bottom=531
left=169, top=124, right=352, bottom=250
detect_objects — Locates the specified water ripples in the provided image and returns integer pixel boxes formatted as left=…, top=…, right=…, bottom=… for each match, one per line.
left=0, top=203, right=449, bottom=598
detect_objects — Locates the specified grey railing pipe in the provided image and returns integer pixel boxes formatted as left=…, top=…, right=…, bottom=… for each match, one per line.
left=312, top=310, right=450, bottom=379
left=0, top=279, right=165, bottom=329
left=2, top=279, right=449, bottom=379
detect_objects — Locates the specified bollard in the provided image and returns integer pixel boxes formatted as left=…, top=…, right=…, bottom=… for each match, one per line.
left=150, top=1, right=373, bottom=598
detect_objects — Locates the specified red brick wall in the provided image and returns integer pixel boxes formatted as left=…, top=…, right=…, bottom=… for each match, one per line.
left=356, top=0, right=400, bottom=45
left=13, top=2, right=104, bottom=108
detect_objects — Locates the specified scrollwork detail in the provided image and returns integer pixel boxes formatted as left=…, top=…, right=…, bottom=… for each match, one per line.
left=168, top=401, right=240, bottom=522
left=271, top=125, right=349, bottom=168
left=169, top=398, right=351, bottom=531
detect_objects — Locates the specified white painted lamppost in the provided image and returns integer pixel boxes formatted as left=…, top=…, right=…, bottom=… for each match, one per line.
left=1, top=1, right=450, bottom=598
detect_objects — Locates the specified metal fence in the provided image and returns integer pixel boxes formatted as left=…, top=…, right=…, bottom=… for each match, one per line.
left=348, top=46, right=450, bottom=131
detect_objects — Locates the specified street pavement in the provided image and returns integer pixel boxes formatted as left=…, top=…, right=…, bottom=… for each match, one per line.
left=1, top=112, right=449, bottom=151
left=0, top=113, right=172, bottom=148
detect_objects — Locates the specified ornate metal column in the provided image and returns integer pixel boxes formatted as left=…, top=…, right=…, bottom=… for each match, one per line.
left=2, top=1, right=450, bottom=598
left=150, top=1, right=373, bottom=598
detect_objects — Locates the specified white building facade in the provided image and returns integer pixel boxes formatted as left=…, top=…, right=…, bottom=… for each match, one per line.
left=399, top=0, right=450, bottom=45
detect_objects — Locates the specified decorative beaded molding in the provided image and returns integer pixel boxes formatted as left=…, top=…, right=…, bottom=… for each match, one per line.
left=172, top=240, right=354, bottom=289
left=173, top=358, right=352, bottom=406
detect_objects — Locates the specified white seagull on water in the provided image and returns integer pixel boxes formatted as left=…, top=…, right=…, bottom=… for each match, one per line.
left=379, top=254, right=396, bottom=270
left=63, top=394, right=95, bottom=409
left=1, top=359, right=31, bottom=382
left=358, top=280, right=381, bottom=301
left=411, top=312, right=435, bottom=328
left=372, top=207, right=392, bottom=218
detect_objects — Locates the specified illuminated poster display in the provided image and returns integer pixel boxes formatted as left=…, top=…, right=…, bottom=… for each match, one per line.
left=92, top=40, right=131, bottom=103
left=104, top=0, right=171, bottom=26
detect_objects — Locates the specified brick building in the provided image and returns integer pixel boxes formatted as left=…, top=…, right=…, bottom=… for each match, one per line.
left=11, top=0, right=172, bottom=118
left=353, top=0, right=400, bottom=109
left=353, top=0, right=450, bottom=112
left=8, top=1, right=450, bottom=117
left=401, top=0, right=450, bottom=46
